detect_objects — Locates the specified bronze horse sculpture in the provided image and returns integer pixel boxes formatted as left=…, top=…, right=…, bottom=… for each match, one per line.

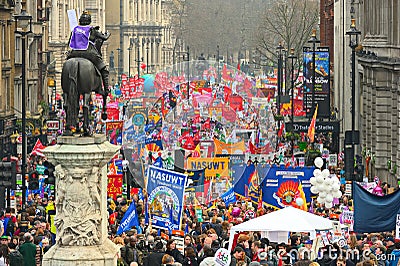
left=61, top=57, right=108, bottom=135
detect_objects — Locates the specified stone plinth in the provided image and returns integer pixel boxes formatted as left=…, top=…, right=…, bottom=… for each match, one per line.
left=42, top=135, right=120, bottom=266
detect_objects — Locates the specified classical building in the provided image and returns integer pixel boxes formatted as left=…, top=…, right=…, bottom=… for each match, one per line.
left=357, top=0, right=400, bottom=183
left=0, top=0, right=16, bottom=158
left=105, top=0, right=175, bottom=82
left=333, top=0, right=360, bottom=154
left=0, top=0, right=49, bottom=158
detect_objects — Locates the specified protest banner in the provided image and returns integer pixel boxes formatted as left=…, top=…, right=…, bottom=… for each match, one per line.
left=147, top=166, right=188, bottom=231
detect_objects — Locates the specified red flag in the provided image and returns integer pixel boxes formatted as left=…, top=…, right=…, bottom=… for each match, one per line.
left=222, top=64, right=233, bottom=81
left=277, top=122, right=285, bottom=137
left=307, top=105, right=318, bottom=143
left=237, top=62, right=241, bottom=71
left=31, top=139, right=46, bottom=157
left=267, top=93, right=271, bottom=103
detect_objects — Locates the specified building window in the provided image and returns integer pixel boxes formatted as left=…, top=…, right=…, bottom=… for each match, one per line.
left=15, top=36, right=21, bottom=64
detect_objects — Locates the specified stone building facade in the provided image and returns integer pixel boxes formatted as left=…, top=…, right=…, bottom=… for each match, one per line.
left=0, top=0, right=49, bottom=158
left=357, top=0, right=400, bottom=183
left=105, top=0, right=175, bottom=83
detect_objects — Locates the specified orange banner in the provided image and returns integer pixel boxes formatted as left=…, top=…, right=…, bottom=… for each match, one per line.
left=213, top=138, right=245, bottom=155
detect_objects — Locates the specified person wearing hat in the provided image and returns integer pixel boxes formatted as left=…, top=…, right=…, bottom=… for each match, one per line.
left=386, top=237, right=396, bottom=255
left=144, top=240, right=166, bottom=266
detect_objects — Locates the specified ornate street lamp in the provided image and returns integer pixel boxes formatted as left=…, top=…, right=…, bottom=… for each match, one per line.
left=14, top=10, right=32, bottom=208
left=307, top=29, right=320, bottom=118
left=127, top=44, right=132, bottom=78
left=346, top=19, right=361, bottom=181
left=288, top=48, right=297, bottom=156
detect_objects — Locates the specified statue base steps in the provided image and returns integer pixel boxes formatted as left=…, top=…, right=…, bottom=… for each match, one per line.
left=42, top=239, right=118, bottom=266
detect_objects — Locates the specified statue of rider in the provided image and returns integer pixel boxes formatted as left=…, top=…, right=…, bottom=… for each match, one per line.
left=67, top=11, right=111, bottom=95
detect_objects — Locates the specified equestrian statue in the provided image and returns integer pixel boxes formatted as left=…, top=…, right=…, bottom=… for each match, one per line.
left=62, top=11, right=111, bottom=135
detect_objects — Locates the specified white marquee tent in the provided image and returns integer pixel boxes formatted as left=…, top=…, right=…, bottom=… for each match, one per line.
left=228, top=206, right=336, bottom=250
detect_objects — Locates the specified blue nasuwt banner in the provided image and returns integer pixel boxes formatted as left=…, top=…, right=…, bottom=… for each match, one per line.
left=261, top=166, right=314, bottom=210
left=146, top=166, right=188, bottom=231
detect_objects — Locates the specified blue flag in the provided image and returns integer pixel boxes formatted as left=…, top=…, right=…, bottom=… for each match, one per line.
left=117, top=201, right=139, bottom=235
left=353, top=182, right=400, bottom=233
left=233, top=164, right=256, bottom=197
left=221, top=188, right=236, bottom=206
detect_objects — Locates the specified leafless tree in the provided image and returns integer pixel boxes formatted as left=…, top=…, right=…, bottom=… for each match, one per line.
left=255, top=0, right=319, bottom=72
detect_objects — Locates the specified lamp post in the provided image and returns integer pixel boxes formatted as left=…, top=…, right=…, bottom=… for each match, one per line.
left=14, top=10, right=32, bottom=208
left=288, top=48, right=297, bottom=156
left=122, top=160, right=130, bottom=200
left=346, top=19, right=361, bottom=180
left=128, top=45, right=132, bottom=77
left=276, top=42, right=285, bottom=127
left=146, top=38, right=150, bottom=74
left=307, top=29, right=320, bottom=118
left=217, top=45, right=220, bottom=83
left=117, top=48, right=122, bottom=81
left=134, top=38, right=140, bottom=77
left=186, top=46, right=190, bottom=99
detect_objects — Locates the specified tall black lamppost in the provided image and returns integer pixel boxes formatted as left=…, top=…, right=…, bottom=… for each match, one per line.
left=128, top=44, right=132, bottom=77
left=346, top=19, right=361, bottom=180
left=134, top=38, right=140, bottom=77
left=276, top=43, right=285, bottom=121
left=288, top=48, right=297, bottom=155
left=217, top=45, right=220, bottom=83
left=186, top=46, right=190, bottom=99
left=146, top=38, right=150, bottom=74
left=308, top=29, right=320, bottom=117
left=117, top=48, right=122, bottom=81
left=14, top=10, right=32, bottom=208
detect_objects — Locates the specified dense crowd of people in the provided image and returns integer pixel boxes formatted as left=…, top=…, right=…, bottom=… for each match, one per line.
left=106, top=190, right=400, bottom=266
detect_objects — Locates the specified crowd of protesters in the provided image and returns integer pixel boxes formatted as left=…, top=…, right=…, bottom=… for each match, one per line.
left=106, top=188, right=400, bottom=266
left=0, top=192, right=55, bottom=266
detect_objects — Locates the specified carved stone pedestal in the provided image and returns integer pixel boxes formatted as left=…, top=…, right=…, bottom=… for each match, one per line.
left=42, top=135, right=120, bottom=266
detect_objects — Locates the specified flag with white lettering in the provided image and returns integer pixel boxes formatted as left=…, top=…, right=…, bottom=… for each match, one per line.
left=117, top=201, right=139, bottom=235
left=146, top=166, right=188, bottom=231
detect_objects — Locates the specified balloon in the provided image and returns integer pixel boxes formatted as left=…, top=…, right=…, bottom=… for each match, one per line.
left=310, top=177, right=317, bottom=186
left=316, top=175, right=324, bottom=184
left=296, top=198, right=304, bottom=207
left=310, top=186, right=319, bottom=194
left=322, top=169, right=330, bottom=177
left=325, top=194, right=333, bottom=203
left=232, top=207, right=241, bottom=218
left=325, top=202, right=333, bottom=209
left=333, top=190, right=342, bottom=198
left=317, top=196, right=324, bottom=203
left=313, top=169, right=322, bottom=177
left=314, top=157, right=324, bottom=168
left=324, top=178, right=332, bottom=185
left=317, top=184, right=326, bottom=192
left=332, top=183, right=340, bottom=191
left=319, top=191, right=327, bottom=198
left=141, top=63, right=147, bottom=70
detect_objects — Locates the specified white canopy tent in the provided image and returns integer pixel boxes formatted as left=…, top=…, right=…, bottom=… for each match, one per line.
left=228, top=206, right=336, bottom=250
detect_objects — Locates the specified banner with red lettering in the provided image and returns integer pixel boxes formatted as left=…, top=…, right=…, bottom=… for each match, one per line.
left=107, top=174, right=123, bottom=200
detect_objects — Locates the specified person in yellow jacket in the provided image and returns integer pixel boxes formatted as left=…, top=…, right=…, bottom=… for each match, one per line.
left=45, top=200, right=56, bottom=244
